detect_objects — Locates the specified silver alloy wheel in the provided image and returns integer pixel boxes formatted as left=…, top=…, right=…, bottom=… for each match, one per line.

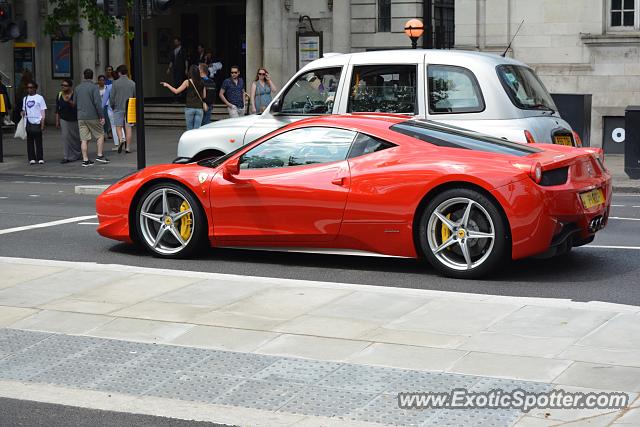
left=139, top=187, right=194, bottom=255
left=426, top=197, right=496, bottom=271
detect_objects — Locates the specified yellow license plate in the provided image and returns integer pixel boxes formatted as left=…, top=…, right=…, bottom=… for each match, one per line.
left=554, top=135, right=573, bottom=146
left=580, top=189, right=605, bottom=209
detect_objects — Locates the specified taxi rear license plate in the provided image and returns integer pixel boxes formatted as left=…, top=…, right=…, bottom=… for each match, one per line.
left=580, top=189, right=605, bottom=209
left=554, top=135, right=573, bottom=146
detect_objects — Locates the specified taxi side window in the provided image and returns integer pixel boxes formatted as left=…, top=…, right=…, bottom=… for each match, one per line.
left=348, top=65, right=417, bottom=114
left=427, top=65, right=485, bottom=114
left=279, top=68, right=342, bottom=115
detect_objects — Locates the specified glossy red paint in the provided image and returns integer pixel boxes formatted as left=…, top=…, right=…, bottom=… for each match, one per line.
left=96, top=114, right=612, bottom=263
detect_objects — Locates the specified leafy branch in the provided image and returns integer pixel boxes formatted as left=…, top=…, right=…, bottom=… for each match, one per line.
left=44, top=0, right=133, bottom=39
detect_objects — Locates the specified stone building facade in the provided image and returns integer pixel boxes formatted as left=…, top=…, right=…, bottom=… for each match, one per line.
left=457, top=0, right=640, bottom=148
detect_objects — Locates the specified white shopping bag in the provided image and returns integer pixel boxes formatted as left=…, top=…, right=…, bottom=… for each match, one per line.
left=14, top=117, right=27, bottom=140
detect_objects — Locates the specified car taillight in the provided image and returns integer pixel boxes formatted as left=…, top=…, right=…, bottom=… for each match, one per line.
left=530, top=162, right=542, bottom=184
left=572, top=131, right=582, bottom=147
left=524, top=130, right=536, bottom=144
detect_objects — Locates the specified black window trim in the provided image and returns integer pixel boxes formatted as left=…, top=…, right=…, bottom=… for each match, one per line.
left=275, top=66, right=344, bottom=117
left=346, top=132, right=398, bottom=159
left=346, top=63, right=419, bottom=115
left=427, top=64, right=486, bottom=115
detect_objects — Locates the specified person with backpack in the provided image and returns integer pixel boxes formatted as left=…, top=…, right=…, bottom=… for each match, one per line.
left=199, top=64, right=216, bottom=126
left=55, top=78, right=82, bottom=163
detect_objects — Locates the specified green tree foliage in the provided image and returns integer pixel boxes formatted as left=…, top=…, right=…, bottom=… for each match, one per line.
left=44, top=0, right=131, bottom=39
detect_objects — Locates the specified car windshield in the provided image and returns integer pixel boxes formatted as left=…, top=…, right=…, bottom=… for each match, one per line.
left=390, top=119, right=541, bottom=157
left=496, top=65, right=557, bottom=112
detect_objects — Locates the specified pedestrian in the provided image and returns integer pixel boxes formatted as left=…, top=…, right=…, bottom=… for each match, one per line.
left=20, top=81, right=47, bottom=165
left=75, top=68, right=108, bottom=167
left=0, top=80, right=11, bottom=126
left=167, top=37, right=188, bottom=100
left=199, top=63, right=216, bottom=126
left=55, top=78, right=82, bottom=163
left=102, top=73, right=120, bottom=150
left=110, top=64, right=136, bottom=153
left=161, top=64, right=206, bottom=130
left=192, top=43, right=206, bottom=66
left=105, top=65, right=114, bottom=85
left=97, top=75, right=111, bottom=138
left=250, top=68, right=277, bottom=114
left=13, top=69, right=33, bottom=125
left=219, top=65, right=245, bottom=118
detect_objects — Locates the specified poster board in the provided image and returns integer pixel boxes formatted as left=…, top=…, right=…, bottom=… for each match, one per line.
left=51, top=39, right=72, bottom=79
left=296, top=32, right=323, bottom=70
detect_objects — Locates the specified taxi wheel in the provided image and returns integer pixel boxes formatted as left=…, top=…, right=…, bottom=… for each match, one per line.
left=134, top=182, right=206, bottom=258
left=418, top=188, right=509, bottom=279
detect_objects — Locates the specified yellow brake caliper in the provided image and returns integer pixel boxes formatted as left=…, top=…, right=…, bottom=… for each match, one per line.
left=179, top=201, right=192, bottom=240
left=441, top=213, right=452, bottom=249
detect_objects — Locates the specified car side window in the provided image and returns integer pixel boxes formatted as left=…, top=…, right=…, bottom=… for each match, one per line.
left=427, top=65, right=485, bottom=114
left=348, top=65, right=417, bottom=114
left=239, top=127, right=356, bottom=169
left=279, top=68, right=342, bottom=115
left=348, top=133, right=396, bottom=159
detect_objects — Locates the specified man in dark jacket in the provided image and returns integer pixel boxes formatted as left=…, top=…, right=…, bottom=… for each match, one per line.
left=75, top=69, right=107, bottom=166
left=167, top=37, right=188, bottom=101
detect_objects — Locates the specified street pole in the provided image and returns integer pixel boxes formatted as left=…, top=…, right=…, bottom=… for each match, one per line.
left=0, top=122, right=3, bottom=163
left=133, top=0, right=145, bottom=169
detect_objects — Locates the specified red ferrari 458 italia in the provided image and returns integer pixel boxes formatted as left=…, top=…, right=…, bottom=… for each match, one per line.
left=96, top=114, right=611, bottom=278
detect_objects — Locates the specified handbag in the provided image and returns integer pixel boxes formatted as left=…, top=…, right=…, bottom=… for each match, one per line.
left=14, top=117, right=27, bottom=140
left=190, top=79, right=208, bottom=112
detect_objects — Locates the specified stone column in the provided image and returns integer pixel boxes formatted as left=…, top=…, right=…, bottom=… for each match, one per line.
left=246, top=0, right=263, bottom=80
left=332, top=0, right=351, bottom=53
left=109, top=31, right=127, bottom=69
left=262, top=0, right=284, bottom=88
left=78, top=17, right=97, bottom=76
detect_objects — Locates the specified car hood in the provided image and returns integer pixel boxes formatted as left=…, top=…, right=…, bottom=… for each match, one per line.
left=198, top=114, right=262, bottom=130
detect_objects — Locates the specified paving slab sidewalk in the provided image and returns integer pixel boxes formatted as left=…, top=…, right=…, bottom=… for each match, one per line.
left=0, top=256, right=639, bottom=426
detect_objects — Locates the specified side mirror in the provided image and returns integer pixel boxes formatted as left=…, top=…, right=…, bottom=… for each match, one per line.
left=222, top=158, right=240, bottom=180
left=270, top=99, right=282, bottom=114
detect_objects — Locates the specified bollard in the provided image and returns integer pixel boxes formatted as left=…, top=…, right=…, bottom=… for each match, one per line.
left=127, top=97, right=136, bottom=124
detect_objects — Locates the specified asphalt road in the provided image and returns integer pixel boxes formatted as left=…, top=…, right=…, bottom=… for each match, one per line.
left=1, top=174, right=639, bottom=305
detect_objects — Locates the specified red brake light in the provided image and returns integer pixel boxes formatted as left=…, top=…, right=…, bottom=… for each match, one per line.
left=572, top=131, right=582, bottom=147
left=524, top=130, right=536, bottom=144
left=530, top=162, right=542, bottom=184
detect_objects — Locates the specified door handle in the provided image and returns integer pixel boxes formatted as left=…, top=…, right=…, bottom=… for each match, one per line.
left=331, top=177, right=346, bottom=186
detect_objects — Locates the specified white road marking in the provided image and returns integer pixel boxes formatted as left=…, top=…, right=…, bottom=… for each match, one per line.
left=0, top=196, right=7, bottom=199
left=588, top=245, right=640, bottom=250
left=611, top=204, right=626, bottom=207
left=78, top=222, right=99, bottom=225
left=633, top=206, right=640, bottom=208
left=609, top=216, right=640, bottom=221
left=28, top=195, right=39, bottom=197
left=0, top=215, right=97, bottom=235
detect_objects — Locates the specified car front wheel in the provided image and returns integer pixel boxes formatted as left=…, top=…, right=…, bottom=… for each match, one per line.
left=418, top=188, right=509, bottom=279
left=135, top=182, right=206, bottom=258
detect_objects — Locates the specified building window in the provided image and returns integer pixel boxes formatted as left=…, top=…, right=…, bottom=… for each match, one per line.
left=434, top=0, right=455, bottom=49
left=378, top=0, right=391, bottom=33
left=610, top=0, right=638, bottom=29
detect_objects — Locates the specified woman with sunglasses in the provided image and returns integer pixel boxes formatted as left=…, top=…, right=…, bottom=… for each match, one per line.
left=21, top=81, right=47, bottom=165
left=55, top=79, right=82, bottom=163
left=250, top=68, right=277, bottom=114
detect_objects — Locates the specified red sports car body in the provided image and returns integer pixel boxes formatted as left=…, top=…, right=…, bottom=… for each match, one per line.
left=96, top=114, right=612, bottom=278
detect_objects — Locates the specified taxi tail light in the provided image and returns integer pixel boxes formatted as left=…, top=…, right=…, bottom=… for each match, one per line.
left=572, top=131, right=582, bottom=147
left=524, top=130, right=536, bottom=144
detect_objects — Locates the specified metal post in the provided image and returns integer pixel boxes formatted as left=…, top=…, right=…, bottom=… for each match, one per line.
left=133, top=0, right=145, bottom=169
left=0, top=122, right=3, bottom=163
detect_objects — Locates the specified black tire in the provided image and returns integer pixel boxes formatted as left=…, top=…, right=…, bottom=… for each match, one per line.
left=418, top=188, right=509, bottom=279
left=134, top=182, right=207, bottom=258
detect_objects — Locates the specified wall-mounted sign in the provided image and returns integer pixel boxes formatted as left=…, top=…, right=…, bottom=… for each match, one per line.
left=603, top=116, right=625, bottom=155
left=51, top=39, right=73, bottom=79
left=296, top=32, right=322, bottom=70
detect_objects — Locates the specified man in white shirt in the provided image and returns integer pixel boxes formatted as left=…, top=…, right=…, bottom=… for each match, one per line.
left=21, top=81, right=47, bottom=165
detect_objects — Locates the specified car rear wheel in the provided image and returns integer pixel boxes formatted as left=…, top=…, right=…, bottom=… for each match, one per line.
left=418, top=188, right=508, bottom=279
left=135, top=182, right=206, bottom=258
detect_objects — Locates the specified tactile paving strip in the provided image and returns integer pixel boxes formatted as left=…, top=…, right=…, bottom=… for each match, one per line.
left=0, top=328, right=554, bottom=427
